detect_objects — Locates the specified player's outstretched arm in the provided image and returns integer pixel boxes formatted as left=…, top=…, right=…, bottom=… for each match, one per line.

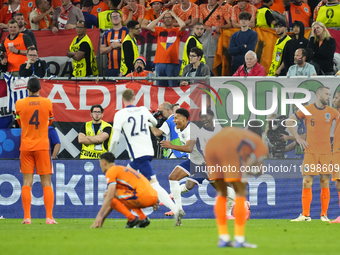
left=160, top=140, right=194, bottom=153
left=91, top=184, right=116, bottom=228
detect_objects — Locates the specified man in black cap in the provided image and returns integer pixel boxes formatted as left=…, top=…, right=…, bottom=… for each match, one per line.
left=268, top=18, right=291, bottom=76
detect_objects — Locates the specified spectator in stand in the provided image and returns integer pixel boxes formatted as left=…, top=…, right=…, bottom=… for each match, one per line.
left=233, top=50, right=266, bottom=76
left=199, top=0, right=232, bottom=32
left=50, top=0, right=84, bottom=33
left=91, top=0, right=109, bottom=17
left=179, top=22, right=205, bottom=76
left=271, top=0, right=285, bottom=13
left=172, top=0, right=199, bottom=28
left=268, top=19, right=291, bottom=76
left=307, top=21, right=336, bottom=75
left=316, top=0, right=340, bottom=27
left=0, top=0, right=30, bottom=29
left=122, top=0, right=145, bottom=26
left=141, top=0, right=165, bottom=29
left=283, top=0, right=311, bottom=28
left=120, top=20, right=140, bottom=76
left=49, top=126, right=61, bottom=159
left=51, top=0, right=80, bottom=8
left=126, top=56, right=153, bottom=84
left=30, top=0, right=54, bottom=30
left=256, top=0, right=276, bottom=27
left=14, top=13, right=37, bottom=49
left=2, top=19, right=34, bottom=76
left=231, top=0, right=257, bottom=28
left=100, top=11, right=129, bottom=76
left=2, top=0, right=36, bottom=12
left=283, top=20, right=308, bottom=72
left=81, top=0, right=98, bottom=28
left=19, top=47, right=47, bottom=77
left=98, top=0, right=123, bottom=29
left=67, top=20, right=99, bottom=77
left=146, top=10, right=186, bottom=87
left=287, top=48, right=317, bottom=76
left=229, top=12, right=258, bottom=74
left=180, top=47, right=210, bottom=86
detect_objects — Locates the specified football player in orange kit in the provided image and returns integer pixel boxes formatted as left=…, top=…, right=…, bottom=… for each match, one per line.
left=205, top=127, right=268, bottom=248
left=287, top=86, right=339, bottom=222
left=15, top=77, right=56, bottom=225
left=91, top=152, right=158, bottom=228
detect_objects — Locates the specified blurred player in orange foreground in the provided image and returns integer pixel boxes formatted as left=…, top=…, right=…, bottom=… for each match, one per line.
left=205, top=127, right=267, bottom=248
left=330, top=90, right=340, bottom=223
left=15, top=77, right=56, bottom=225
left=91, top=152, right=158, bottom=228
left=287, top=86, right=339, bottom=222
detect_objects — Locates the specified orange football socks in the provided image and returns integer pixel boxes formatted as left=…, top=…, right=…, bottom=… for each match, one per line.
left=214, top=196, right=228, bottom=235
left=302, top=188, right=312, bottom=216
left=21, top=186, right=32, bottom=219
left=234, top=196, right=246, bottom=238
left=320, top=187, right=330, bottom=216
left=132, top=209, right=146, bottom=220
left=43, top=186, right=54, bottom=219
left=110, top=198, right=135, bottom=221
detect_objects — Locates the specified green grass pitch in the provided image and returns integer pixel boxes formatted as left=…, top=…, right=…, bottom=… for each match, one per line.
left=0, top=218, right=339, bottom=255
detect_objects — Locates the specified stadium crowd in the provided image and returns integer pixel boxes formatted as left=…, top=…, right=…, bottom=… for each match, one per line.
left=0, top=0, right=339, bottom=80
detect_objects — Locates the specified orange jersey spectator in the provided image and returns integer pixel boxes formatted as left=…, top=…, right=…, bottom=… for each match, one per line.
left=3, top=0, right=36, bottom=11
left=231, top=0, right=257, bottom=27
left=0, top=3, right=30, bottom=29
left=15, top=94, right=54, bottom=152
left=152, top=26, right=184, bottom=64
left=122, top=3, right=146, bottom=24
left=141, top=0, right=168, bottom=28
left=295, top=103, right=339, bottom=154
left=271, top=0, right=285, bottom=13
left=172, top=0, right=199, bottom=27
left=90, top=0, right=109, bottom=17
left=284, top=0, right=311, bottom=28
left=199, top=3, right=231, bottom=28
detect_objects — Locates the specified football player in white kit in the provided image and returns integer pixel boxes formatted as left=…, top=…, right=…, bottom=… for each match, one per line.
left=109, top=89, right=184, bottom=226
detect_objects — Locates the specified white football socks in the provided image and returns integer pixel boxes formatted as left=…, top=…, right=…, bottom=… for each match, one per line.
left=180, top=183, right=189, bottom=194
left=169, top=180, right=182, bottom=210
left=151, top=182, right=178, bottom=213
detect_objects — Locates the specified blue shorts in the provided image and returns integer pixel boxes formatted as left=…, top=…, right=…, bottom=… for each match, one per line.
left=129, top=156, right=155, bottom=180
left=177, top=159, right=208, bottom=181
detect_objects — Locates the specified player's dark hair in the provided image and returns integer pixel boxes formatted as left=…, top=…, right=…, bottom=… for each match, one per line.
left=199, top=108, right=214, bottom=118
left=100, top=152, right=116, bottom=163
left=27, top=77, right=41, bottom=93
left=239, top=12, right=252, bottom=21
left=175, top=108, right=190, bottom=120
left=248, top=120, right=263, bottom=137
left=91, top=104, right=104, bottom=113
left=127, top=20, right=139, bottom=30
left=190, top=47, right=203, bottom=59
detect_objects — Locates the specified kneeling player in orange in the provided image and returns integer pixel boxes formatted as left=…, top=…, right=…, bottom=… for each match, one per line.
left=91, top=152, right=158, bottom=228
left=205, top=127, right=267, bottom=248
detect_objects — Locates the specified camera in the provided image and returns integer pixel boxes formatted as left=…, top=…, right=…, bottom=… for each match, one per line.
left=152, top=111, right=166, bottom=128
left=266, top=115, right=289, bottom=159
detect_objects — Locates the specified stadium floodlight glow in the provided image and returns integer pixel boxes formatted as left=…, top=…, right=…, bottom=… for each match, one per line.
left=201, top=86, right=312, bottom=116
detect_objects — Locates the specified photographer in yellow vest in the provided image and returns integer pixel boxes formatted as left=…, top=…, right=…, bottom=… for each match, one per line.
left=120, top=20, right=140, bottom=76
left=67, top=20, right=99, bottom=77
left=78, top=105, right=113, bottom=159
